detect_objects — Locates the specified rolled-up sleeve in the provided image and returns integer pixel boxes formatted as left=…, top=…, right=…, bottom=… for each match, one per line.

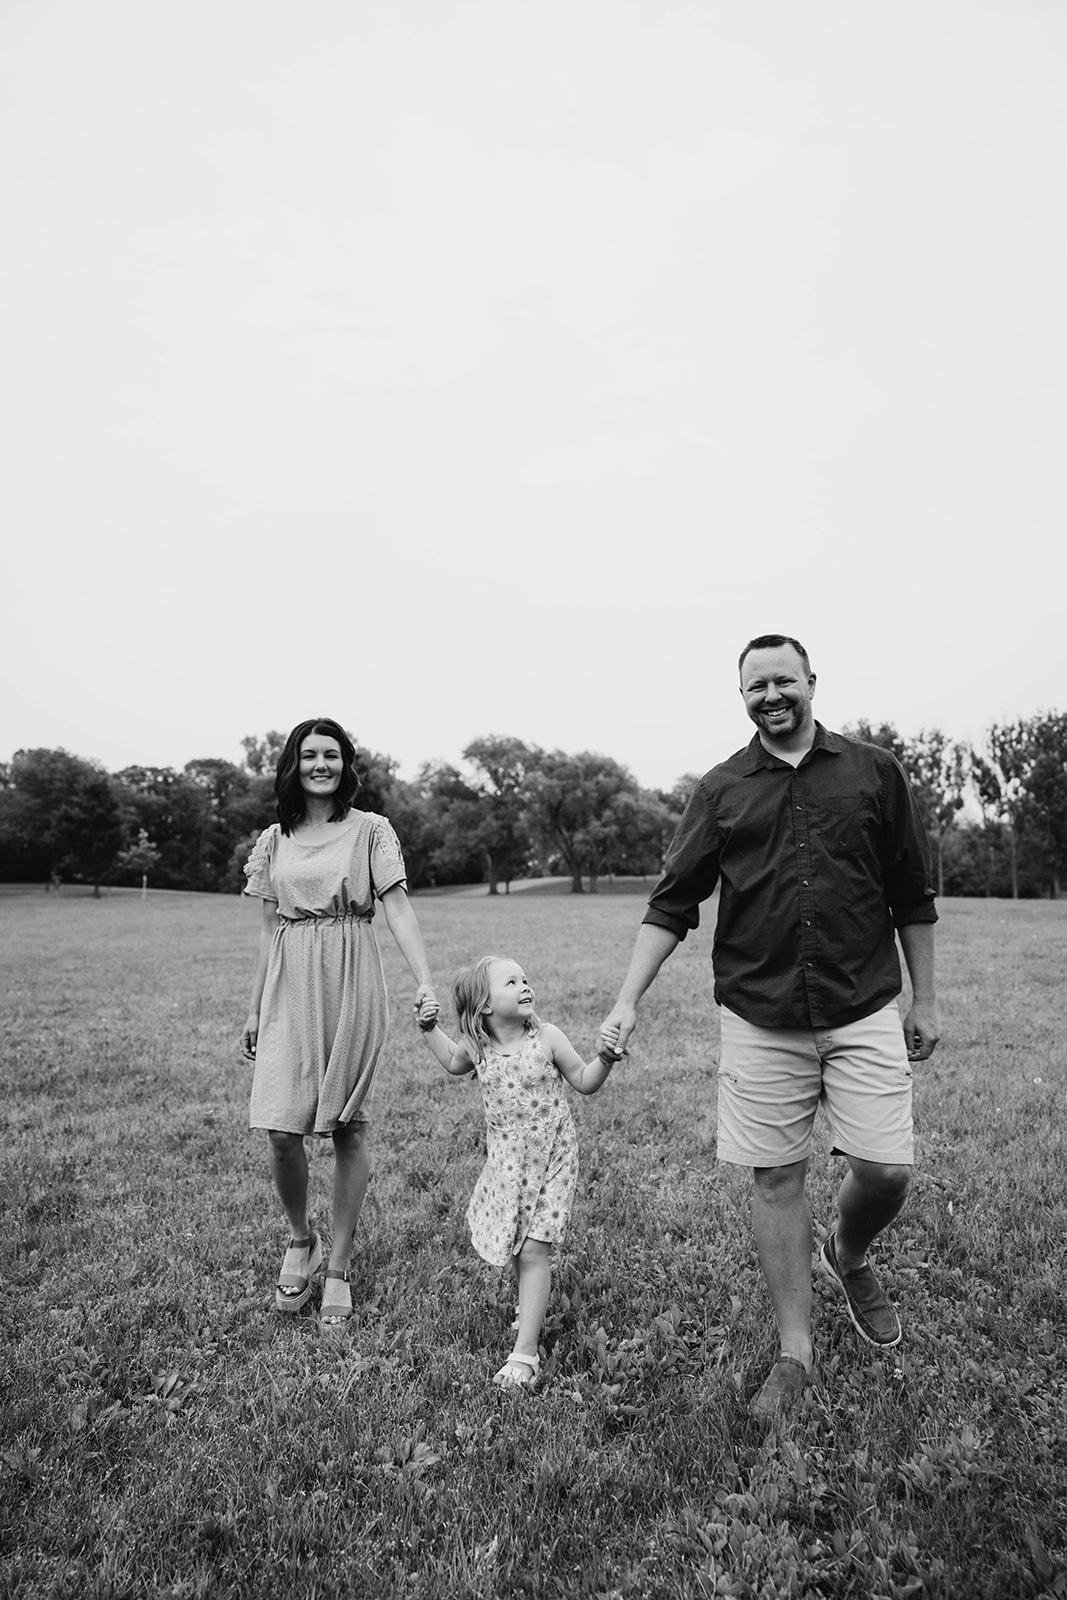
left=643, top=778, right=723, bottom=941
left=882, top=759, right=938, bottom=928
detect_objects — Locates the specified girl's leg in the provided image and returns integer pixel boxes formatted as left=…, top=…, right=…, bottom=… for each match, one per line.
left=512, top=1237, right=552, bottom=1361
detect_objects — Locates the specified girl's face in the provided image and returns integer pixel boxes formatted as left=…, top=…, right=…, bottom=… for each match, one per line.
left=299, top=734, right=345, bottom=799
left=486, top=959, right=534, bottom=1022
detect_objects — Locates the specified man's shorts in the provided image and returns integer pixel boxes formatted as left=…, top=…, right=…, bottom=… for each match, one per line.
left=716, top=1001, right=914, bottom=1168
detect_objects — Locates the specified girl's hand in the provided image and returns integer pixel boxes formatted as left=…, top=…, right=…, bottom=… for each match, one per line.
left=597, top=1022, right=625, bottom=1064
left=240, top=1015, right=259, bottom=1061
left=414, top=995, right=440, bottom=1033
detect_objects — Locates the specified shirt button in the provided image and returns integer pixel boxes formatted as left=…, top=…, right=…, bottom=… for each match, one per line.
left=802, top=880, right=809, bottom=886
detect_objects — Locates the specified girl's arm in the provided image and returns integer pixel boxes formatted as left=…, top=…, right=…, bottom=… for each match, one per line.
left=542, top=1022, right=620, bottom=1096
left=379, top=884, right=436, bottom=1005
left=240, top=898, right=279, bottom=1060
left=419, top=1022, right=475, bottom=1078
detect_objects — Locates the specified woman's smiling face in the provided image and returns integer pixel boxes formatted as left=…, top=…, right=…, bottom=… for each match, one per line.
left=299, top=733, right=345, bottom=798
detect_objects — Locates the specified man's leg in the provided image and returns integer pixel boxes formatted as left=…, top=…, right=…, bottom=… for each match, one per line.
left=820, top=1157, right=910, bottom=1346
left=834, top=1157, right=910, bottom=1269
left=751, top=1159, right=815, bottom=1372
left=817, top=1003, right=915, bottom=1348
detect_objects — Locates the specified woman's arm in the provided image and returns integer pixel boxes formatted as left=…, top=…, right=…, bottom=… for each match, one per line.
left=240, top=898, right=279, bottom=1060
left=379, top=884, right=436, bottom=1004
left=543, top=1022, right=620, bottom=1096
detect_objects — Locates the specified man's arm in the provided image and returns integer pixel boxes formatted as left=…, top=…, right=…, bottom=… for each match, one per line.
left=599, top=922, right=681, bottom=1053
left=898, top=921, right=940, bottom=1061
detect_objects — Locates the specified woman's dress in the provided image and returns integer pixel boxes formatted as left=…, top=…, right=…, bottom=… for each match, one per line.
left=466, top=1029, right=579, bottom=1267
left=243, top=812, right=407, bottom=1134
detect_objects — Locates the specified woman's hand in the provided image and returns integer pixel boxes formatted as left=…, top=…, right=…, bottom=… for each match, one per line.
left=240, top=1014, right=259, bottom=1061
left=414, top=990, right=440, bottom=1033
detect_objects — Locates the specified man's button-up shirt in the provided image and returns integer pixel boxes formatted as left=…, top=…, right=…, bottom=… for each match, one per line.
left=643, top=724, right=938, bottom=1030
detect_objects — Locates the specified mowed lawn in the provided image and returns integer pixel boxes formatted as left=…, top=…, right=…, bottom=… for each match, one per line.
left=1, top=884, right=1065, bottom=1600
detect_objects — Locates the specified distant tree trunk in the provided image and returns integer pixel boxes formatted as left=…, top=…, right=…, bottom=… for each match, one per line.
left=141, top=873, right=148, bottom=900
left=570, top=870, right=584, bottom=893
left=486, top=852, right=499, bottom=895
left=588, top=869, right=599, bottom=893
left=1009, top=828, right=1019, bottom=899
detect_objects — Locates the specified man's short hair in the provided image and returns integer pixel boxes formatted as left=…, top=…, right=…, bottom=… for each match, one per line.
left=738, top=634, right=812, bottom=678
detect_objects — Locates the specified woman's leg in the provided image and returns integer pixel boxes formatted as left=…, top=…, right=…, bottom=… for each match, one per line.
left=319, top=1123, right=371, bottom=1321
left=268, top=1130, right=310, bottom=1236
left=329, top=1122, right=371, bottom=1273
left=268, top=1130, right=320, bottom=1308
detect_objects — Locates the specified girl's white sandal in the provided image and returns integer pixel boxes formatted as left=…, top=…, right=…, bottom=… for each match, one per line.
left=493, top=1351, right=540, bottom=1389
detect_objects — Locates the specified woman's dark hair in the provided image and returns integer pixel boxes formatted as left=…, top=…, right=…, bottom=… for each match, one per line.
left=274, top=718, right=361, bottom=835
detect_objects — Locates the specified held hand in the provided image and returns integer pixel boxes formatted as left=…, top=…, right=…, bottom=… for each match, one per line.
left=597, top=1021, right=626, bottom=1066
left=240, top=1015, right=259, bottom=1062
left=599, top=1002, right=636, bottom=1058
left=414, top=994, right=440, bottom=1033
left=903, top=999, right=941, bottom=1062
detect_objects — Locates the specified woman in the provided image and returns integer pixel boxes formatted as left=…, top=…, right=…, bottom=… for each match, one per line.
left=240, top=717, right=436, bottom=1323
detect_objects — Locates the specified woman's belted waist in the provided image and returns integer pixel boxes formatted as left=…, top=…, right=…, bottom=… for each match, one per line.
left=281, top=910, right=374, bottom=926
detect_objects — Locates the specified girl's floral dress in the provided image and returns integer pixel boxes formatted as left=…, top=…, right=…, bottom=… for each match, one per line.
left=466, top=1027, right=579, bottom=1267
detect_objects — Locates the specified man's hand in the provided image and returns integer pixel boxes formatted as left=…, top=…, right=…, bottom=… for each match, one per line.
left=599, top=1001, right=637, bottom=1058
left=903, top=999, right=940, bottom=1062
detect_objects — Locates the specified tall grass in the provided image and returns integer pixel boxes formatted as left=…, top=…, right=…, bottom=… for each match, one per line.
left=2, top=886, right=1064, bottom=1598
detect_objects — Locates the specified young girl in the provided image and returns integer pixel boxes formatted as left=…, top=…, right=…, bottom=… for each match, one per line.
left=417, top=955, right=620, bottom=1389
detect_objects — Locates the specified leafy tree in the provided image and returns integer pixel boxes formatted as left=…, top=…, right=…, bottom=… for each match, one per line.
left=460, top=736, right=539, bottom=894
left=1019, top=712, right=1067, bottom=897
left=114, top=766, right=210, bottom=890
left=419, top=762, right=493, bottom=888
left=114, top=829, right=161, bottom=896
left=182, top=758, right=265, bottom=890
left=240, top=730, right=288, bottom=776
left=526, top=751, right=652, bottom=893
left=841, top=720, right=906, bottom=761
left=973, top=720, right=1039, bottom=900
left=902, top=729, right=969, bottom=897
left=2, top=748, right=125, bottom=893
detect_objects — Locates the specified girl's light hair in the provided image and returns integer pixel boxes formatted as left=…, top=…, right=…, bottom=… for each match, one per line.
left=451, top=954, right=541, bottom=1064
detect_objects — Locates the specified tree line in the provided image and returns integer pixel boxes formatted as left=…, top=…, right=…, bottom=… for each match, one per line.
left=1, top=714, right=1064, bottom=899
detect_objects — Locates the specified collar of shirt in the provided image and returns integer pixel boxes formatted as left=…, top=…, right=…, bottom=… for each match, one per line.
left=739, top=721, right=845, bottom=776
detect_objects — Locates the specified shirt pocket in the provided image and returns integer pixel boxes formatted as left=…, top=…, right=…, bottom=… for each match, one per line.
left=816, top=795, right=874, bottom=855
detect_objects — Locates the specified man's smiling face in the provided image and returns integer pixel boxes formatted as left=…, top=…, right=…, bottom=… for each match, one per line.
left=740, top=643, right=816, bottom=750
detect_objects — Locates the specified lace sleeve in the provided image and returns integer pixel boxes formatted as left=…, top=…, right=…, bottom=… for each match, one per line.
left=370, top=816, right=407, bottom=899
left=243, top=825, right=279, bottom=900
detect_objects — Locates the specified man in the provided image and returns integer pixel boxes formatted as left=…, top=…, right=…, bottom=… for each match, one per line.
left=601, top=634, right=940, bottom=1417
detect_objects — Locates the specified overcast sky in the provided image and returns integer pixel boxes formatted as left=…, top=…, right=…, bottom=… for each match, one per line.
left=3, top=1, right=1064, bottom=792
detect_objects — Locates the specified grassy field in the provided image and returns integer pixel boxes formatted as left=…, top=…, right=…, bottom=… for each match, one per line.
left=2, top=884, right=1065, bottom=1599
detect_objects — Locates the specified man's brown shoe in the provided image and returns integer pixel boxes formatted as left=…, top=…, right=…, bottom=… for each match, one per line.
left=819, top=1231, right=902, bottom=1347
